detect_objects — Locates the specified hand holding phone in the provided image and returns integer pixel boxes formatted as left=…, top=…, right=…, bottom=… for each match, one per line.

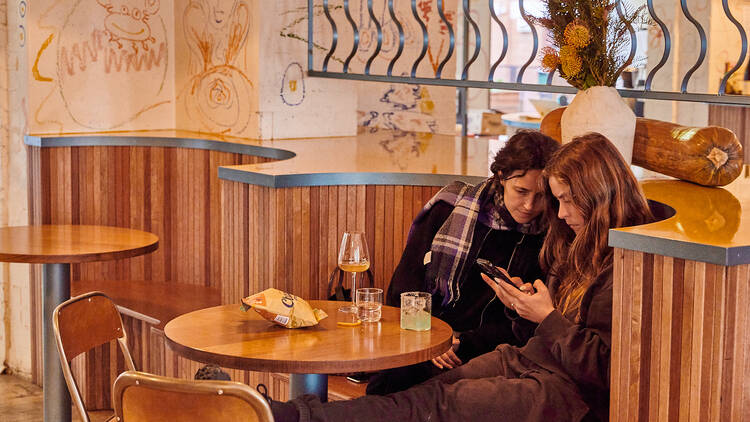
left=476, top=258, right=533, bottom=294
left=476, top=258, right=513, bottom=284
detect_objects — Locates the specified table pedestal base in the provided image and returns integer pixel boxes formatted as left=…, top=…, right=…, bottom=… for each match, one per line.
left=42, top=263, right=71, bottom=422
left=290, top=374, right=328, bottom=402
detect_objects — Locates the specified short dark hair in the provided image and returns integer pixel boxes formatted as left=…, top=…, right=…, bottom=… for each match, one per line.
left=490, top=130, right=560, bottom=179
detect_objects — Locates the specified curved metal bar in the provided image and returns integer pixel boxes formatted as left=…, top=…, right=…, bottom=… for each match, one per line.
left=322, top=0, right=338, bottom=72
left=679, top=0, right=707, bottom=93
left=387, top=0, right=405, bottom=76
left=614, top=0, right=637, bottom=81
left=343, top=0, right=360, bottom=73
left=516, top=0, right=538, bottom=83
left=719, top=0, right=747, bottom=95
left=644, top=0, right=671, bottom=91
left=436, top=0, right=455, bottom=78
left=488, top=0, right=509, bottom=82
left=410, top=0, right=429, bottom=78
left=365, top=0, right=383, bottom=75
left=546, top=70, right=555, bottom=85
left=461, top=0, right=481, bottom=80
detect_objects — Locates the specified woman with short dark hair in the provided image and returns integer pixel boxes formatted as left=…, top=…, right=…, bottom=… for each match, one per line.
left=366, top=131, right=560, bottom=395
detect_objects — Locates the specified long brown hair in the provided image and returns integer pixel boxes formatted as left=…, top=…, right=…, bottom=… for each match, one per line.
left=541, top=133, right=653, bottom=317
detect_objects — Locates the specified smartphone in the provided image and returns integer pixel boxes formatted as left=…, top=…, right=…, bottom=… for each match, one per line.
left=476, top=258, right=514, bottom=285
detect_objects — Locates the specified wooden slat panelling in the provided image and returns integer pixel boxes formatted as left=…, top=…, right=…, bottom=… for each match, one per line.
left=611, top=248, right=750, bottom=422
left=26, top=145, right=271, bottom=400
left=220, top=181, right=440, bottom=303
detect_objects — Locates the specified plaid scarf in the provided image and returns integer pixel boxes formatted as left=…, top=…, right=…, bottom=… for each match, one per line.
left=411, top=177, right=544, bottom=307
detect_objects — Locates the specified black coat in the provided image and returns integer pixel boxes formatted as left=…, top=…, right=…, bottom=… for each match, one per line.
left=386, top=201, right=545, bottom=360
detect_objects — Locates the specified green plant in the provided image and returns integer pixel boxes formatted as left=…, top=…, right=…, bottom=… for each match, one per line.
left=534, top=0, right=646, bottom=90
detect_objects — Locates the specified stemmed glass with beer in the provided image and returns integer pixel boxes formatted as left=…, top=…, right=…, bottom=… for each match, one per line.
left=337, top=231, right=370, bottom=314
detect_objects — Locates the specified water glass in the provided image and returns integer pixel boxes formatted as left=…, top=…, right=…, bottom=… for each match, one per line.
left=355, top=288, right=383, bottom=322
left=400, top=292, right=432, bottom=331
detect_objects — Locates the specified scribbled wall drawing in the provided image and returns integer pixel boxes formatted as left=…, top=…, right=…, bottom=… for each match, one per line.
left=182, top=0, right=253, bottom=134
left=19, top=0, right=27, bottom=47
left=280, top=5, right=345, bottom=65
left=96, top=0, right=159, bottom=51
left=49, top=0, right=170, bottom=130
left=280, top=61, right=305, bottom=106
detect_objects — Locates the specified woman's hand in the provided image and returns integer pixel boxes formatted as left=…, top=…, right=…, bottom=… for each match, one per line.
left=431, top=335, right=462, bottom=369
left=481, top=272, right=556, bottom=324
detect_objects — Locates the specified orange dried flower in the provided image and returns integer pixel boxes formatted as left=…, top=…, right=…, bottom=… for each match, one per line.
left=564, top=22, right=590, bottom=49
left=559, top=45, right=583, bottom=76
left=540, top=47, right=560, bottom=72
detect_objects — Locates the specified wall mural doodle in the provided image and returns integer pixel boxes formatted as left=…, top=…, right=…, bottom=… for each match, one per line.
left=96, top=0, right=159, bottom=51
left=32, top=0, right=170, bottom=131
left=280, top=61, right=306, bottom=106
left=181, top=0, right=253, bottom=134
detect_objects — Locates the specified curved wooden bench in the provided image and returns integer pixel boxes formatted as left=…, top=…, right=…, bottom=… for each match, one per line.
left=71, top=280, right=222, bottom=330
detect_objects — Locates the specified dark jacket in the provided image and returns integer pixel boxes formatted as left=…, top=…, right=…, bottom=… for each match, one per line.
left=292, top=269, right=613, bottom=422
left=386, top=201, right=544, bottom=360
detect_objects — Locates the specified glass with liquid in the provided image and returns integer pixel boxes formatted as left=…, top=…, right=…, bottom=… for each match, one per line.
left=338, top=231, right=370, bottom=313
left=400, top=292, right=432, bottom=331
left=356, top=288, right=383, bottom=322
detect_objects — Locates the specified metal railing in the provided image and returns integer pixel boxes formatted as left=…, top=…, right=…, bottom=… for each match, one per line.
left=307, top=0, right=750, bottom=106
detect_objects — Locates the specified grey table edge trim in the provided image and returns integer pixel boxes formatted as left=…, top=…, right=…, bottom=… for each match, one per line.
left=218, top=167, right=486, bottom=188
left=24, top=134, right=296, bottom=161
left=609, top=229, right=750, bottom=266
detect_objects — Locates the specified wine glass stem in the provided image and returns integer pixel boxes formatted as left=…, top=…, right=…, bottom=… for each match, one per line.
left=351, top=271, right=357, bottom=308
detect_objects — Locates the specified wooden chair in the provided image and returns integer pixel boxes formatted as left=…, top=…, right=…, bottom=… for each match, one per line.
left=53, top=291, right=136, bottom=422
left=112, top=371, right=275, bottom=421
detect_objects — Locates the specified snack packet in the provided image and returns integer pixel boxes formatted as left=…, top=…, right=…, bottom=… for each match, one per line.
left=241, top=288, right=328, bottom=328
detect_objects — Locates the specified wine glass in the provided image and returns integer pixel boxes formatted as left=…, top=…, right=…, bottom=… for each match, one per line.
left=337, top=231, right=370, bottom=313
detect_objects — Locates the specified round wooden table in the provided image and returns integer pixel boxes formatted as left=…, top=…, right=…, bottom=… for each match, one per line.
left=0, top=225, right=159, bottom=422
left=164, top=300, right=453, bottom=401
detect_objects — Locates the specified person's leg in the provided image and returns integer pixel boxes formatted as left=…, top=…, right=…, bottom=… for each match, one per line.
left=288, top=348, right=590, bottom=422
left=365, top=361, right=443, bottom=395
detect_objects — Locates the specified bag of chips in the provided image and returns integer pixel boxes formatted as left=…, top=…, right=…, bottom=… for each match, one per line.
left=241, top=288, right=328, bottom=328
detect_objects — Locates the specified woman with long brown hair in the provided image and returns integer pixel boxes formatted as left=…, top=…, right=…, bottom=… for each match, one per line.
left=270, top=133, right=654, bottom=422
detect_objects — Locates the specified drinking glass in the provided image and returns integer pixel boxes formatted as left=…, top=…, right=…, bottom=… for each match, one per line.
left=356, top=288, right=383, bottom=322
left=400, top=292, right=432, bottom=331
left=338, top=231, right=370, bottom=313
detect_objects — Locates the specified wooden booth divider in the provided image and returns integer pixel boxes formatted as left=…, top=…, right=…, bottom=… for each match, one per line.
left=611, top=249, right=750, bottom=421
left=26, top=142, right=441, bottom=408
left=27, top=145, right=269, bottom=408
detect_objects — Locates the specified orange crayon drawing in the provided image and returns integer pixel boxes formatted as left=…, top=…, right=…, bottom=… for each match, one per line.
left=33, top=34, right=54, bottom=82
left=96, top=0, right=160, bottom=52
left=182, top=0, right=253, bottom=134
left=58, top=29, right=166, bottom=76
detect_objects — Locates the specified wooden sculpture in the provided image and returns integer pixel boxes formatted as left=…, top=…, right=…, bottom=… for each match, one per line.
left=540, top=107, right=744, bottom=186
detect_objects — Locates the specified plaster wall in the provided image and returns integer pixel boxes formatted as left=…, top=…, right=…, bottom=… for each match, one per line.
left=1, top=0, right=31, bottom=377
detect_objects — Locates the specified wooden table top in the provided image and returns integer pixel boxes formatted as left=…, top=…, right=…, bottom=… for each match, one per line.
left=164, top=301, right=453, bottom=374
left=0, top=225, right=159, bottom=263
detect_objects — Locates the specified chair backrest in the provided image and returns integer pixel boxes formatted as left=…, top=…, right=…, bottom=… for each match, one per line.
left=112, top=371, right=275, bottom=422
left=53, top=291, right=136, bottom=422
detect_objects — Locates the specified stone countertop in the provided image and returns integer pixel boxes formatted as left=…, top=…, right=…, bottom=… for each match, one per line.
left=610, top=166, right=750, bottom=266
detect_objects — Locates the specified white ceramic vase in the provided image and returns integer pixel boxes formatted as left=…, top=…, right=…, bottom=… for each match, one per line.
left=560, top=85, right=636, bottom=164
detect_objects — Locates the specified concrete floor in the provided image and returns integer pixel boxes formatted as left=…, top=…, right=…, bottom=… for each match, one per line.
left=0, top=374, right=111, bottom=422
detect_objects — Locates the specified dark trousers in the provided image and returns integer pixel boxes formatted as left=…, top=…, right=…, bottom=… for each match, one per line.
left=365, top=361, right=445, bottom=396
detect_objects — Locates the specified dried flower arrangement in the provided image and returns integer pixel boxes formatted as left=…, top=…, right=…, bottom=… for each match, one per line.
left=534, top=0, right=646, bottom=90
